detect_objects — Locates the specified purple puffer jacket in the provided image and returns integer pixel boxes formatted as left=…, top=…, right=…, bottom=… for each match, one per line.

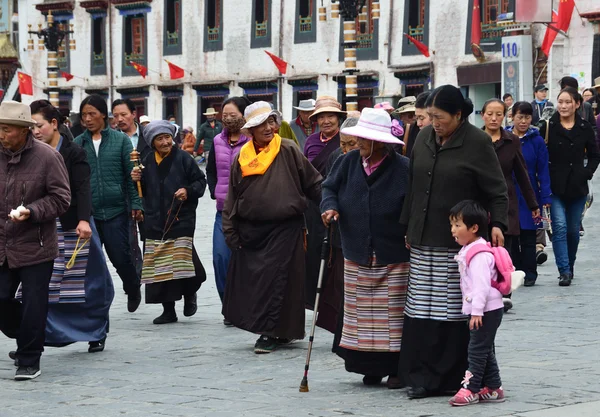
left=213, top=131, right=250, bottom=211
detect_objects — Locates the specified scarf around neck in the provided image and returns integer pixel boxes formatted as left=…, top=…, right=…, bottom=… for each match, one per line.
left=238, top=133, right=282, bottom=177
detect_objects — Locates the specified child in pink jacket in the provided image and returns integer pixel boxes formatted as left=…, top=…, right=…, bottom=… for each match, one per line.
left=448, top=200, right=505, bottom=406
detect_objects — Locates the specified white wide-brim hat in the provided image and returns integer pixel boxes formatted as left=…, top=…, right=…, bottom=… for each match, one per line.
left=341, top=108, right=404, bottom=145
left=0, top=100, right=36, bottom=127
left=203, top=107, right=218, bottom=116
left=593, top=76, right=600, bottom=89
left=293, top=99, right=316, bottom=112
left=241, top=101, right=282, bottom=137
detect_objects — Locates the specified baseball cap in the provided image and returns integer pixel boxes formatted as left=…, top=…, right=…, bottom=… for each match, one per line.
left=534, top=85, right=548, bottom=92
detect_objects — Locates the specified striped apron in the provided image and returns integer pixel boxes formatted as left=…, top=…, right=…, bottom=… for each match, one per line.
left=142, top=236, right=195, bottom=284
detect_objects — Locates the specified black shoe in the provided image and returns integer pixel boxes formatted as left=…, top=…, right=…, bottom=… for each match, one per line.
left=524, top=278, right=536, bottom=287
left=386, top=375, right=404, bottom=389
left=127, top=287, right=142, bottom=313
left=254, top=335, right=278, bottom=354
left=8, top=351, right=18, bottom=367
left=88, top=336, right=106, bottom=353
left=223, top=318, right=234, bottom=327
left=407, top=386, right=428, bottom=399
left=15, top=365, right=41, bottom=381
left=558, top=273, right=572, bottom=287
left=536, top=250, right=548, bottom=265
left=153, top=310, right=178, bottom=324
left=183, top=294, right=197, bottom=317
left=502, top=297, right=513, bottom=312
left=362, top=375, right=383, bottom=386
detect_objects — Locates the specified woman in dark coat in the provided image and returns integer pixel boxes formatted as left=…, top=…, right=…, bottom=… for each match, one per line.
left=30, top=99, right=114, bottom=353
left=222, top=102, right=322, bottom=354
left=481, top=98, right=539, bottom=311
left=131, top=120, right=207, bottom=324
left=539, top=87, right=600, bottom=286
left=322, top=108, right=409, bottom=389
left=398, top=85, right=509, bottom=399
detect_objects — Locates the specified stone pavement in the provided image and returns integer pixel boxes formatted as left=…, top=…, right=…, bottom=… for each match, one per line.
left=2, top=181, right=600, bottom=417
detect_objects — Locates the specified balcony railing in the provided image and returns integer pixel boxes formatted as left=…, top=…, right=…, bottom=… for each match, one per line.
left=208, top=26, right=220, bottom=42
left=255, top=21, right=267, bottom=38
left=408, top=25, right=425, bottom=41
left=299, top=16, right=312, bottom=33
left=356, top=33, right=373, bottom=49
left=93, top=52, right=105, bottom=67
left=481, top=23, right=503, bottom=43
left=167, top=31, right=179, bottom=46
left=125, top=53, right=145, bottom=64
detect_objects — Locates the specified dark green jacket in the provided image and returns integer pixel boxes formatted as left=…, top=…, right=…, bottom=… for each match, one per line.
left=195, top=120, right=222, bottom=153
left=75, top=126, right=143, bottom=221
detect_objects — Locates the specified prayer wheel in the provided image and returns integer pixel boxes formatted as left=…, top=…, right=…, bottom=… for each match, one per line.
left=318, top=7, right=327, bottom=21
left=372, top=1, right=380, bottom=19
left=331, top=2, right=340, bottom=19
left=343, top=21, right=356, bottom=43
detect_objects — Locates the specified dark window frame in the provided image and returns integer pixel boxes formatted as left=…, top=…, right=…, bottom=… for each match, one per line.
left=251, top=0, right=272, bottom=48
left=90, top=15, right=106, bottom=75
left=402, top=0, right=430, bottom=56
left=164, top=0, right=182, bottom=55
left=204, top=0, right=223, bottom=51
left=465, top=0, right=515, bottom=54
left=122, top=14, right=148, bottom=77
left=294, top=0, right=317, bottom=44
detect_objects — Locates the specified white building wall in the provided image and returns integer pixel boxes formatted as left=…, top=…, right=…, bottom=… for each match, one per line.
left=16, top=0, right=599, bottom=126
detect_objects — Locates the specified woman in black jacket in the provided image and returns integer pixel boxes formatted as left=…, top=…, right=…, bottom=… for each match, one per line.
left=30, top=100, right=115, bottom=353
left=540, top=87, right=600, bottom=286
left=131, top=120, right=207, bottom=324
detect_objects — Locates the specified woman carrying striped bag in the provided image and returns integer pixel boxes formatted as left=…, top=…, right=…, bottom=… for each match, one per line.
left=321, top=108, right=410, bottom=389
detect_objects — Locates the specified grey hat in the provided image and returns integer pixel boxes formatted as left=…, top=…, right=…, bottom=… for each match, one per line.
left=143, top=120, right=177, bottom=147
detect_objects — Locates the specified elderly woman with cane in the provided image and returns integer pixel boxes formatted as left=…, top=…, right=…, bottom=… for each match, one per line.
left=321, top=108, right=410, bottom=388
left=131, top=120, right=207, bottom=324
left=222, top=101, right=322, bottom=354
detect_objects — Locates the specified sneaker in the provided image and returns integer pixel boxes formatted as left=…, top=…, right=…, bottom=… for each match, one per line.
left=502, top=297, right=513, bottom=312
left=478, top=386, right=505, bottom=403
left=15, top=365, right=41, bottom=381
left=183, top=294, right=197, bottom=317
left=127, top=287, right=142, bottom=313
left=449, top=388, right=479, bottom=406
left=88, top=336, right=106, bottom=353
left=536, top=250, right=548, bottom=265
left=558, top=273, right=572, bottom=287
left=254, top=335, right=278, bottom=354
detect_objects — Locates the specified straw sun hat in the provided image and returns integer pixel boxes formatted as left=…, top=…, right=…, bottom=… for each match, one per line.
left=240, top=101, right=282, bottom=137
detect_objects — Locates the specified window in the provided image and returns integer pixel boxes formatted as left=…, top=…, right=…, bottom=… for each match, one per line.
left=338, top=0, right=379, bottom=61
left=204, top=0, right=223, bottom=51
left=251, top=0, right=271, bottom=48
left=164, top=0, right=182, bottom=55
left=295, top=0, right=316, bottom=43
left=466, top=0, right=515, bottom=53
left=91, top=16, right=106, bottom=75
left=123, top=14, right=147, bottom=77
left=56, top=21, right=70, bottom=73
left=403, top=0, right=429, bottom=55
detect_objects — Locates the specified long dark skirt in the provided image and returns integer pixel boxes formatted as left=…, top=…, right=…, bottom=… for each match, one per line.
left=398, top=316, right=469, bottom=393
left=45, top=219, right=115, bottom=345
left=145, top=247, right=206, bottom=304
left=223, top=217, right=305, bottom=340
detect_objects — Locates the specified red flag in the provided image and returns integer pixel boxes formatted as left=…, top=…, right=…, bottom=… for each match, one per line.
left=166, top=60, right=184, bottom=80
left=17, top=72, right=33, bottom=96
left=61, top=71, right=74, bottom=81
left=130, top=61, right=147, bottom=78
left=556, top=0, right=575, bottom=32
left=541, top=10, right=559, bottom=57
left=264, top=51, right=287, bottom=75
left=471, top=0, right=482, bottom=47
left=404, top=33, right=430, bottom=57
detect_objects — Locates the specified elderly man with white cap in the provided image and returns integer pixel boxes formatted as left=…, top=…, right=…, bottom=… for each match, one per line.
left=290, top=99, right=319, bottom=151
left=222, top=101, right=322, bottom=354
left=0, top=100, right=71, bottom=380
left=321, top=108, right=410, bottom=389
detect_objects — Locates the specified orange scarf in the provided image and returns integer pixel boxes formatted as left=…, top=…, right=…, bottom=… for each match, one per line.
left=238, top=134, right=282, bottom=177
left=155, top=149, right=171, bottom=165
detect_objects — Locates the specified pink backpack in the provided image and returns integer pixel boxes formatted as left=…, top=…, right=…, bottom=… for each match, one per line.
left=465, top=242, right=523, bottom=295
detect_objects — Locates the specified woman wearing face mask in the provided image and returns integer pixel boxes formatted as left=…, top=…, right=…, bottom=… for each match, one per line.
left=29, top=99, right=115, bottom=353
left=539, top=87, right=600, bottom=286
left=506, top=101, right=551, bottom=287
left=206, top=97, right=252, bottom=321
left=321, top=108, right=409, bottom=388
left=398, top=85, right=508, bottom=399
left=482, top=99, right=539, bottom=310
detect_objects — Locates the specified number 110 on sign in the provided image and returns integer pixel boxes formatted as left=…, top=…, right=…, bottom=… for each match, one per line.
left=502, top=42, right=519, bottom=59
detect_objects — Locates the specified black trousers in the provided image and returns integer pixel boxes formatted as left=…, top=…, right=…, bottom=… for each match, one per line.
left=466, top=308, right=503, bottom=392
left=95, top=212, right=140, bottom=295
left=0, top=260, right=54, bottom=367
left=511, top=229, right=538, bottom=282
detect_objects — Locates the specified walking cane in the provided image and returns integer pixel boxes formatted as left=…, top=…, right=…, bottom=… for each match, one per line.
left=299, top=220, right=334, bottom=393
left=130, top=149, right=144, bottom=198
